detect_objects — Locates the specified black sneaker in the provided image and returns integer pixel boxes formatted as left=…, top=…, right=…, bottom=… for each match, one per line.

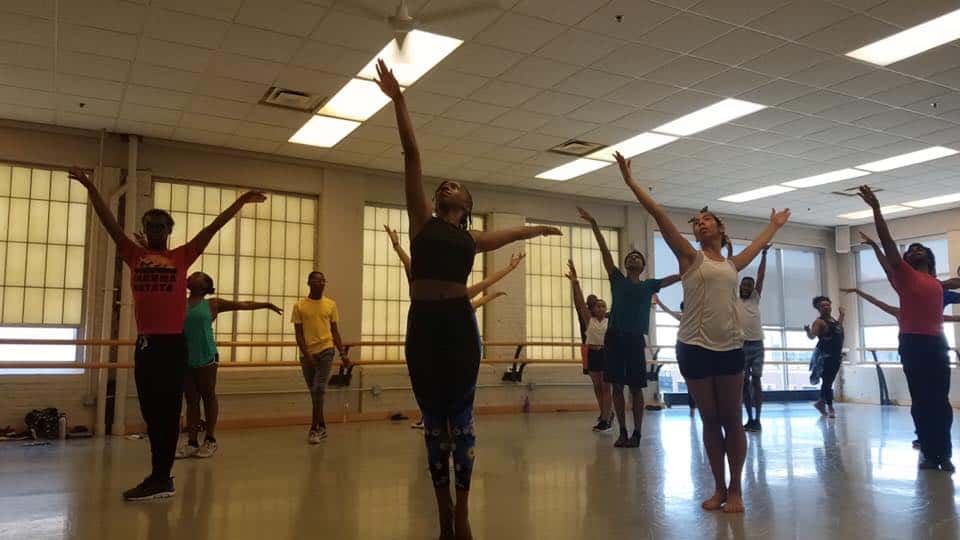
left=743, top=420, right=755, bottom=432
left=593, top=420, right=614, bottom=433
left=912, top=439, right=921, bottom=450
left=123, top=477, right=175, bottom=501
left=752, top=420, right=762, bottom=432
left=939, top=459, right=956, bottom=473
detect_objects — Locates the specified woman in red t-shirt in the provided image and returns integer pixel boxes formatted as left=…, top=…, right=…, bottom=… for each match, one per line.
left=857, top=185, right=954, bottom=473
left=70, top=169, right=266, bottom=499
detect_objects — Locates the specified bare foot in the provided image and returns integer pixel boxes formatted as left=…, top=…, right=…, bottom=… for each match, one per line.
left=813, top=401, right=827, bottom=416
left=701, top=490, right=727, bottom=511
left=722, top=492, right=745, bottom=514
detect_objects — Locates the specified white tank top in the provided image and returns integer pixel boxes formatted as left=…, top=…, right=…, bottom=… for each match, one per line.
left=677, top=251, right=743, bottom=351
left=586, top=317, right=608, bottom=346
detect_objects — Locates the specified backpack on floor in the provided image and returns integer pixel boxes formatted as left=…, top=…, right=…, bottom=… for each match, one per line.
left=25, top=408, right=60, bottom=439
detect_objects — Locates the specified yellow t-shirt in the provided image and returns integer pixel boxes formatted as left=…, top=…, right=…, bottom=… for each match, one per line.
left=291, top=297, right=339, bottom=355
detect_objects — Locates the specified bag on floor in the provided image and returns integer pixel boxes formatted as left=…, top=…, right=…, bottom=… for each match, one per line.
left=24, top=408, right=60, bottom=439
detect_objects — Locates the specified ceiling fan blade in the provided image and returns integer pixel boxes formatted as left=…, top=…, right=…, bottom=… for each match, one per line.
left=417, top=0, right=502, bottom=24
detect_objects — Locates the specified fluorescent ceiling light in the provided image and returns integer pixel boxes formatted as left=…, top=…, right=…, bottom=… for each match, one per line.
left=838, top=206, right=910, bottom=220
left=782, top=168, right=870, bottom=188
left=719, top=185, right=795, bottom=203
left=903, top=192, right=960, bottom=208
left=318, top=78, right=400, bottom=122
left=536, top=159, right=609, bottom=181
left=653, top=99, right=766, bottom=136
left=358, top=30, right=463, bottom=86
left=587, top=132, right=677, bottom=162
left=846, top=8, right=960, bottom=66
left=855, top=146, right=958, bottom=172
left=289, top=115, right=360, bottom=148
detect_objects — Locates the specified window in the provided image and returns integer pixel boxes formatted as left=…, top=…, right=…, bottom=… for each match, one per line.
left=0, top=164, right=87, bottom=369
left=856, top=237, right=955, bottom=362
left=153, top=181, right=317, bottom=362
left=525, top=222, right=619, bottom=361
left=360, top=205, right=486, bottom=361
left=652, top=233, right=824, bottom=391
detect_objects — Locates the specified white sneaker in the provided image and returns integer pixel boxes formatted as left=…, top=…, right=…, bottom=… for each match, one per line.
left=175, top=442, right=199, bottom=459
left=196, top=440, right=218, bottom=458
left=411, top=420, right=424, bottom=429
left=308, top=428, right=327, bottom=444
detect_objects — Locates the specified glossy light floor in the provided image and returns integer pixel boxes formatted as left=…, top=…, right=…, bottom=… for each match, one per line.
left=1, top=403, right=958, bottom=540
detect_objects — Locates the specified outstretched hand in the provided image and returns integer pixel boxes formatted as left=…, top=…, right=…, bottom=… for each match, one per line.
left=565, top=259, right=578, bottom=281
left=68, top=168, right=93, bottom=188
left=509, top=252, right=526, bottom=269
left=239, top=191, right=267, bottom=205
left=374, top=59, right=402, bottom=101
left=539, top=225, right=562, bottom=237
left=762, top=244, right=772, bottom=254
left=613, top=152, right=632, bottom=180
left=267, top=303, right=283, bottom=315
left=133, top=231, right=148, bottom=248
left=770, top=208, right=791, bottom=227
left=384, top=225, right=400, bottom=245
left=857, top=185, right=880, bottom=209
left=576, top=206, right=595, bottom=223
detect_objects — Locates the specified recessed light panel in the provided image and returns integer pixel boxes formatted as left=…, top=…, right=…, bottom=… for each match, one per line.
left=654, top=99, right=766, bottom=136
left=855, top=146, right=958, bottom=172
left=358, top=30, right=464, bottom=86
left=289, top=115, right=361, bottom=147
left=536, top=159, right=609, bottom=181
left=782, top=168, right=870, bottom=188
left=838, top=205, right=910, bottom=220
left=846, top=8, right=960, bottom=66
left=719, top=185, right=795, bottom=203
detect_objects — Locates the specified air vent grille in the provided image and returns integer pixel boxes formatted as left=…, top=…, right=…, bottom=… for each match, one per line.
left=549, top=140, right=607, bottom=157
left=260, top=87, right=325, bottom=112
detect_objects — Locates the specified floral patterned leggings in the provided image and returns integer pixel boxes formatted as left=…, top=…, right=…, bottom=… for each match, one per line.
left=422, top=404, right=476, bottom=491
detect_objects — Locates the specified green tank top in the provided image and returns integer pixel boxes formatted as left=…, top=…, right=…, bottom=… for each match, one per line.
left=185, top=299, right=217, bottom=368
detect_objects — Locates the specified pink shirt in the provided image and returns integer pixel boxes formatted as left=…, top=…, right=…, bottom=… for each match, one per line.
left=892, top=260, right=943, bottom=336
left=119, top=241, right=201, bottom=335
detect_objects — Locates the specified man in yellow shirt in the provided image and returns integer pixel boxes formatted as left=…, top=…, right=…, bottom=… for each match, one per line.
left=292, top=271, right=350, bottom=444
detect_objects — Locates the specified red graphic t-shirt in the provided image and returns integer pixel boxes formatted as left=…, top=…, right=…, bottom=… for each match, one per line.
left=119, top=240, right=201, bottom=335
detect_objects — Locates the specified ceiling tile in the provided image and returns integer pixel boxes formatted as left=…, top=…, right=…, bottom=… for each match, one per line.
left=907, top=93, right=960, bottom=115
left=866, top=0, right=960, bottom=27
left=195, top=76, right=268, bottom=103
left=886, top=117, right=957, bottom=138
left=416, top=0, right=505, bottom=41
left=0, top=0, right=54, bottom=19
left=187, top=95, right=251, bottom=119
left=737, top=80, right=816, bottom=106
left=612, top=109, right=676, bottom=131
left=137, top=39, right=213, bottom=73
left=786, top=57, right=873, bottom=87
left=58, top=111, right=116, bottom=131
left=235, top=0, right=328, bottom=37
left=58, top=51, right=130, bottom=82
left=59, top=0, right=147, bottom=33
left=554, top=69, right=632, bottom=99
left=748, top=0, right=855, bottom=39
left=511, top=132, right=568, bottom=151
left=804, top=125, right=874, bottom=143
left=768, top=116, right=842, bottom=136
left=891, top=46, right=960, bottom=78
left=291, top=40, right=370, bottom=76
left=151, top=0, right=244, bottom=21
left=513, top=0, right=609, bottom=25
left=482, top=145, right=538, bottom=162
left=695, top=124, right=761, bottom=142
left=474, top=12, right=566, bottom=54
left=244, top=105, right=310, bottom=128
left=0, top=40, right=51, bottom=70
left=499, top=56, right=581, bottom=89
left=310, top=9, right=393, bottom=52
left=491, top=109, right=553, bottom=130
left=520, top=91, right=591, bottom=116
left=441, top=43, right=526, bottom=78
left=209, top=53, right=282, bottom=84
left=443, top=139, right=496, bottom=157
left=779, top=90, right=855, bottom=114
left=852, top=109, right=923, bottom=129
left=729, top=107, right=804, bottom=129
left=179, top=112, right=241, bottom=134
left=602, top=79, right=679, bottom=108
left=868, top=81, right=950, bottom=107
left=536, top=28, right=624, bottom=67
left=402, top=89, right=461, bottom=116
left=828, top=70, right=914, bottom=97
left=469, top=80, right=542, bottom=107
left=576, top=0, right=679, bottom=42
left=130, top=63, right=200, bottom=92
left=643, top=56, right=728, bottom=87
left=690, top=0, right=790, bottom=24
left=798, top=14, right=897, bottom=54
left=333, top=136, right=391, bottom=156
left=220, top=25, right=302, bottom=63
left=764, top=138, right=826, bottom=156
left=224, top=135, right=281, bottom=154
left=119, top=102, right=181, bottom=125
left=840, top=132, right=908, bottom=150
left=124, top=85, right=190, bottom=110
left=273, top=66, right=347, bottom=97
left=57, top=74, right=124, bottom=101
left=0, top=12, right=53, bottom=47
left=693, top=69, right=772, bottom=97
left=929, top=66, right=960, bottom=89
left=417, top=69, right=489, bottom=98
left=0, top=65, right=52, bottom=91
left=692, top=28, right=785, bottom=66
left=115, top=119, right=175, bottom=139
left=919, top=127, right=960, bottom=146
left=740, top=43, right=832, bottom=78
left=816, top=99, right=890, bottom=122
left=60, top=24, right=138, bottom=60
left=233, top=121, right=293, bottom=141
left=728, top=131, right=793, bottom=149
left=648, top=90, right=718, bottom=115
left=444, top=100, right=512, bottom=123
left=593, top=43, right=679, bottom=79
left=173, top=127, right=230, bottom=147
left=638, top=13, right=735, bottom=53
left=566, top=100, right=634, bottom=123
left=144, top=8, right=229, bottom=49
left=536, top=117, right=601, bottom=138
left=0, top=85, right=56, bottom=110
left=421, top=117, right=482, bottom=138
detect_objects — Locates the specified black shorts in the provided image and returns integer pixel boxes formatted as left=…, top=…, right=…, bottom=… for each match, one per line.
left=587, top=348, right=605, bottom=373
left=677, top=342, right=745, bottom=381
left=603, top=329, right=647, bottom=387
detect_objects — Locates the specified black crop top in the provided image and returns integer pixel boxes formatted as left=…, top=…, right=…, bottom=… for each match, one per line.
left=410, top=217, right=476, bottom=284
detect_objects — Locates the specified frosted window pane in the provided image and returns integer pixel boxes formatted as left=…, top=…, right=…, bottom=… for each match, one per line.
left=31, top=169, right=51, bottom=199
left=69, top=180, right=86, bottom=203
left=285, top=260, right=300, bottom=297
left=67, top=203, right=86, bottom=245
left=171, top=184, right=188, bottom=210
left=5, top=242, right=26, bottom=285
left=23, top=288, right=44, bottom=323
left=0, top=199, right=7, bottom=240
left=8, top=199, right=27, bottom=242
left=271, top=195, right=286, bottom=221
left=3, top=287, right=23, bottom=322
left=65, top=247, right=85, bottom=289
left=219, top=256, right=235, bottom=295
left=25, top=244, right=46, bottom=287
left=43, top=289, right=63, bottom=324
left=256, top=197, right=271, bottom=219
left=255, top=220, right=270, bottom=257
left=45, top=245, right=66, bottom=288
left=270, top=221, right=284, bottom=258
left=11, top=167, right=30, bottom=197
left=301, top=198, right=315, bottom=224
left=187, top=213, right=204, bottom=240
left=285, top=222, right=300, bottom=259
left=287, top=197, right=301, bottom=223
left=254, top=258, right=269, bottom=295
left=300, top=225, right=314, bottom=261
left=48, top=202, right=67, bottom=244
left=237, top=257, right=253, bottom=294
left=0, top=165, right=10, bottom=196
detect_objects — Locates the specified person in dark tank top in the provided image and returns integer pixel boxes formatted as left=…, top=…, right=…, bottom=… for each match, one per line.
left=805, top=296, right=845, bottom=418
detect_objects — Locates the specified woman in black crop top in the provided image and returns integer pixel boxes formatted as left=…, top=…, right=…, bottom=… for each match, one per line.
left=376, top=60, right=560, bottom=540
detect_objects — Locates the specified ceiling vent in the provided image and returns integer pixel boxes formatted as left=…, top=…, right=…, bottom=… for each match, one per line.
left=260, top=87, right=325, bottom=112
left=549, top=139, right=607, bottom=157
left=831, top=187, right=884, bottom=197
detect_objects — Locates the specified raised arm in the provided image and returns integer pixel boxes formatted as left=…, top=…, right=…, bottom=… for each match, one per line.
left=730, top=210, right=791, bottom=271
left=805, top=318, right=827, bottom=339
left=755, top=245, right=770, bottom=296
left=841, top=287, right=900, bottom=318
left=208, top=298, right=281, bottom=318
left=472, top=225, right=561, bottom=253
left=385, top=225, right=411, bottom=280
left=564, top=260, right=590, bottom=328
left=375, top=59, right=431, bottom=236
left=857, top=185, right=901, bottom=274
left=188, top=190, right=265, bottom=256
left=659, top=274, right=680, bottom=289
left=613, top=152, right=697, bottom=271
left=466, top=253, right=525, bottom=298
left=576, top=207, right=616, bottom=275
left=470, top=292, right=505, bottom=311
left=859, top=232, right=893, bottom=283
left=69, top=168, right=134, bottom=253
left=652, top=294, right=681, bottom=322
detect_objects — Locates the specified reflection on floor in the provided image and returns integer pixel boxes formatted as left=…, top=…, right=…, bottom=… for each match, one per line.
left=0, top=403, right=957, bottom=540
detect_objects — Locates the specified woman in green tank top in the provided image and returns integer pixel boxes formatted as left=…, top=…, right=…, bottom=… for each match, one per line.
left=177, top=272, right=281, bottom=459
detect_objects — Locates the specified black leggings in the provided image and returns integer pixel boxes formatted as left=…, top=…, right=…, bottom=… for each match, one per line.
left=900, top=334, right=953, bottom=459
left=819, top=356, right=841, bottom=406
left=134, top=334, right=187, bottom=481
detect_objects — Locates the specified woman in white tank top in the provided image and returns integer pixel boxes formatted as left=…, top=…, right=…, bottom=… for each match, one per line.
left=613, top=152, right=790, bottom=514
left=566, top=260, right=613, bottom=433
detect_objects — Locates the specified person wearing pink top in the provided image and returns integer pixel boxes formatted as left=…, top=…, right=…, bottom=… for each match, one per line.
left=70, top=169, right=267, bottom=500
left=857, top=185, right=953, bottom=473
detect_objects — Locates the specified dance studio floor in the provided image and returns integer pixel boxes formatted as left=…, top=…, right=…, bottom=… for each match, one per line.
left=1, top=403, right=957, bottom=540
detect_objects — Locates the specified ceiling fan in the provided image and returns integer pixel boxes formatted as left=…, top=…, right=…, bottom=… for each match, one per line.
left=340, top=0, right=503, bottom=45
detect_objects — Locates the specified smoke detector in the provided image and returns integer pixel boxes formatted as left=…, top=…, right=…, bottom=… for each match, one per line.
left=260, top=87, right=325, bottom=112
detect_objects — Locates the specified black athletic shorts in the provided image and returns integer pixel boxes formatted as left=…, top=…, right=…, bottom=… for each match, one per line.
left=587, top=348, right=605, bottom=373
left=677, top=342, right=745, bottom=381
left=603, top=329, right=647, bottom=387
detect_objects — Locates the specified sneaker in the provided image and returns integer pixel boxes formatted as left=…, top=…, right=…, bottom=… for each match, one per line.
left=813, top=401, right=827, bottom=416
left=912, top=439, right=921, bottom=450
left=123, top=477, right=175, bottom=501
left=939, top=459, right=956, bottom=473
left=919, top=455, right=940, bottom=470
left=614, top=432, right=629, bottom=448
left=196, top=439, right=218, bottom=458
left=411, top=420, right=424, bottom=430
left=593, top=420, right=614, bottom=434
left=175, top=442, right=199, bottom=459
left=827, top=408, right=836, bottom=418
left=752, top=420, right=762, bottom=432
left=628, top=431, right=641, bottom=448
left=308, top=428, right=327, bottom=444
left=743, top=420, right=755, bottom=432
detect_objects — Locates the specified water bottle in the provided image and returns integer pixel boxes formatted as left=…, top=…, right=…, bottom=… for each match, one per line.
left=58, top=414, right=67, bottom=440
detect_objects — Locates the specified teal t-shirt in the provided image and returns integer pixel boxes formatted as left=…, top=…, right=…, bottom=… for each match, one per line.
left=608, top=268, right=661, bottom=334
left=184, top=299, right=218, bottom=368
